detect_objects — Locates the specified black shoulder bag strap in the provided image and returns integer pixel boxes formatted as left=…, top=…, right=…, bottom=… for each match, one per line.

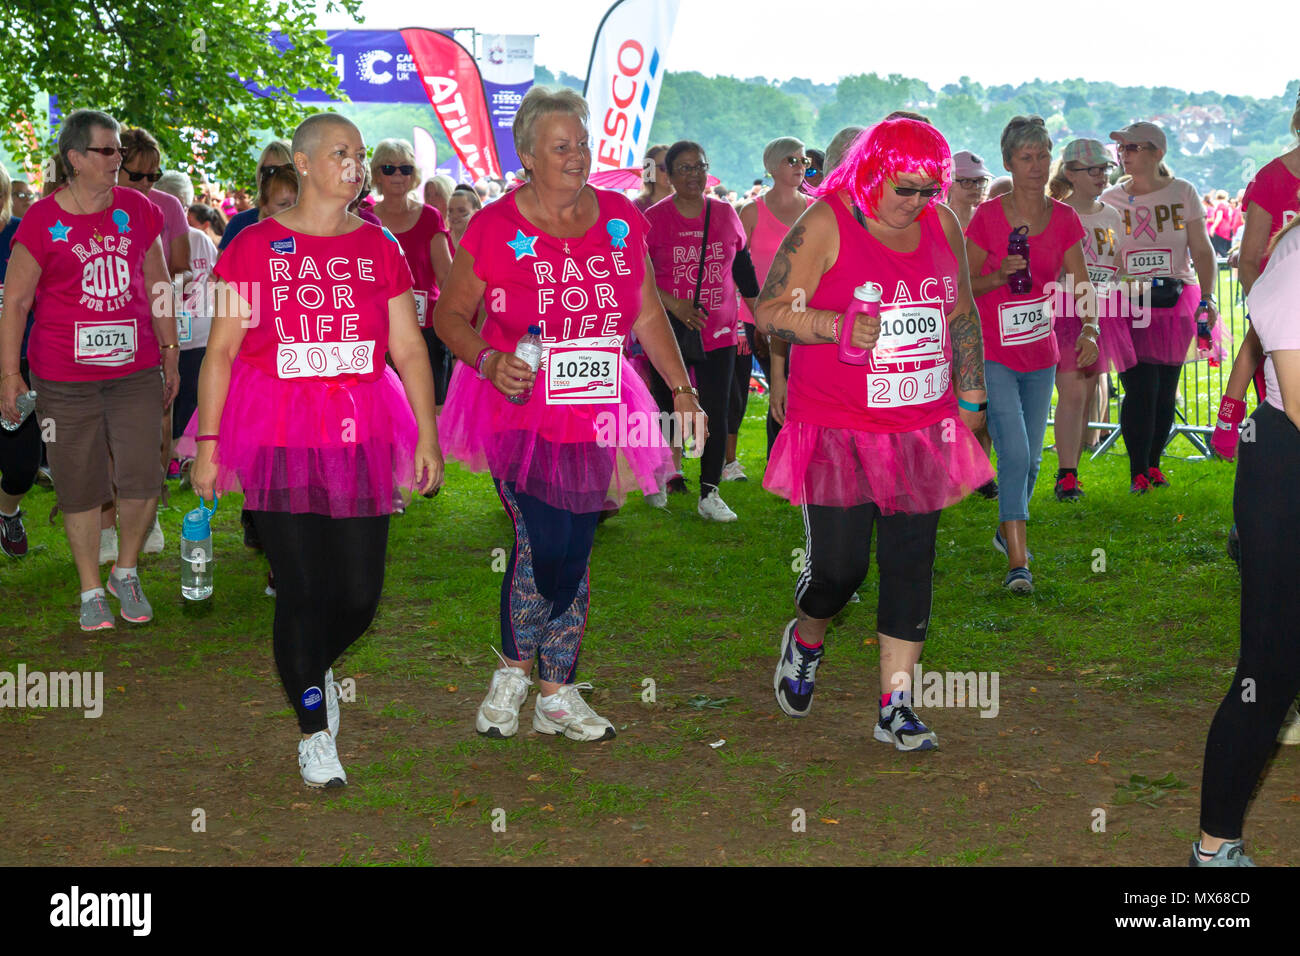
left=693, top=199, right=713, bottom=309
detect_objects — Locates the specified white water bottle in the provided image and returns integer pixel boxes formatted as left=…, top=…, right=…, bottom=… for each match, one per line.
left=509, top=324, right=544, bottom=406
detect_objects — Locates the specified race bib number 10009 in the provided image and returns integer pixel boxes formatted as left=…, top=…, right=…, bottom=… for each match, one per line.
left=545, top=339, right=621, bottom=405
left=866, top=301, right=949, bottom=409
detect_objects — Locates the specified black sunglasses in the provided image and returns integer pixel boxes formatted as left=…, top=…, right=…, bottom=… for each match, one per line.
left=84, top=146, right=125, bottom=158
left=259, top=163, right=292, bottom=180
left=892, top=184, right=943, bottom=198
left=121, top=168, right=163, bottom=183
left=380, top=164, right=415, bottom=176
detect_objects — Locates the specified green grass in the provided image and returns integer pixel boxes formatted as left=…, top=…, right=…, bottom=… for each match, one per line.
left=0, top=362, right=1251, bottom=864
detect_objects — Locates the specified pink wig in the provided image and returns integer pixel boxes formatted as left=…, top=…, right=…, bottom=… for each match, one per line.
left=818, top=119, right=953, bottom=219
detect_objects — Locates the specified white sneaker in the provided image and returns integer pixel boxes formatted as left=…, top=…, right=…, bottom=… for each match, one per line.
left=1279, top=699, right=1300, bottom=745
left=142, top=517, right=164, bottom=555
left=697, top=488, right=738, bottom=522
left=476, top=655, right=533, bottom=738
left=533, top=682, right=616, bottom=741
left=721, top=460, right=747, bottom=482
left=646, top=489, right=668, bottom=509
left=99, top=528, right=118, bottom=565
left=298, top=730, right=346, bottom=788
left=325, top=668, right=341, bottom=741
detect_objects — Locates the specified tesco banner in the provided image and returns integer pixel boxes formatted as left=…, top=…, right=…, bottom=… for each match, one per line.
left=584, top=0, right=681, bottom=173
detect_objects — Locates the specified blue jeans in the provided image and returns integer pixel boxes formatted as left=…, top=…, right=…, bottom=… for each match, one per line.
left=985, top=360, right=1056, bottom=524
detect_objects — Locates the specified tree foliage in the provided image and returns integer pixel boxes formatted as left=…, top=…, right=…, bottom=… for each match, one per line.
left=0, top=0, right=361, bottom=187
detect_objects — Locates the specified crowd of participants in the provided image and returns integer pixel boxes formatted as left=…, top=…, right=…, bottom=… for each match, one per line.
left=1, top=88, right=1299, bottom=871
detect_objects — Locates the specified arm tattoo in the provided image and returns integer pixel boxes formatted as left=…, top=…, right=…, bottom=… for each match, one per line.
left=949, top=310, right=985, bottom=393
left=758, top=225, right=805, bottom=303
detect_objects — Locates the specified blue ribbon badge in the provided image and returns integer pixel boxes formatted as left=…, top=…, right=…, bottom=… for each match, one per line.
left=113, top=209, right=130, bottom=234
left=607, top=218, right=629, bottom=250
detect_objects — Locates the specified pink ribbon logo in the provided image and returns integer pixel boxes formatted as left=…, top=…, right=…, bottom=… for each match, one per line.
left=1132, top=206, right=1157, bottom=242
left=1081, top=230, right=1095, bottom=261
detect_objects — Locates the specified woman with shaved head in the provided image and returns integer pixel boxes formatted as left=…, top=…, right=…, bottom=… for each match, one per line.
left=192, top=112, right=443, bottom=788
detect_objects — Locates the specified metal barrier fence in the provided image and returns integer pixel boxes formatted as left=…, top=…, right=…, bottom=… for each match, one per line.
left=1048, top=261, right=1254, bottom=461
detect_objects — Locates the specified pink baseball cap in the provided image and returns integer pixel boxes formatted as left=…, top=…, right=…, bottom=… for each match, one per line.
left=1109, top=122, right=1167, bottom=153
left=952, top=150, right=993, bottom=180
left=1061, top=139, right=1115, bottom=167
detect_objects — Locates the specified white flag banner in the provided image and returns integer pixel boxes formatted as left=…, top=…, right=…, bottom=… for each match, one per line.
left=584, top=0, right=681, bottom=175
left=413, top=126, right=438, bottom=188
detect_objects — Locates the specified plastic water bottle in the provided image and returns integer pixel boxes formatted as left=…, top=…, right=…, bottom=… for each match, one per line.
left=508, top=324, right=544, bottom=406
left=0, top=390, right=36, bottom=432
left=1007, top=226, right=1032, bottom=294
left=838, top=283, right=883, bottom=365
left=181, top=496, right=218, bottom=601
left=1197, top=315, right=1218, bottom=367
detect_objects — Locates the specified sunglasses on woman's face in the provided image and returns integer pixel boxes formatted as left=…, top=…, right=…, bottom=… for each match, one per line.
left=892, top=184, right=943, bottom=199
left=784, top=156, right=811, bottom=168
left=381, top=164, right=415, bottom=176
left=259, top=163, right=292, bottom=180
left=121, top=167, right=163, bottom=183
left=84, top=147, right=125, bottom=158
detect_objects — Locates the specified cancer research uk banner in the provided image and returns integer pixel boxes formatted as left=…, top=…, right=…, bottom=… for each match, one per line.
left=477, top=34, right=535, bottom=177
left=270, top=29, right=501, bottom=182
left=584, top=0, right=681, bottom=174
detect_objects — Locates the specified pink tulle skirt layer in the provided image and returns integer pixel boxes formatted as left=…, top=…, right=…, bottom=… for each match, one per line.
left=439, top=357, right=676, bottom=514
left=763, top=417, right=995, bottom=513
left=1128, top=283, right=1229, bottom=366
left=214, top=358, right=418, bottom=517
left=1055, top=300, right=1138, bottom=375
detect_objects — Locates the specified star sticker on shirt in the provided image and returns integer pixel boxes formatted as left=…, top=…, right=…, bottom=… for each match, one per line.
left=49, top=220, right=72, bottom=242
left=507, top=229, right=538, bottom=261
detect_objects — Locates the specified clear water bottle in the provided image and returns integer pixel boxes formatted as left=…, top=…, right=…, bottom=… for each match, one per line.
left=0, top=390, right=36, bottom=432
left=838, top=282, right=882, bottom=365
left=508, top=324, right=544, bottom=406
left=181, top=496, right=218, bottom=601
left=1007, top=225, right=1032, bottom=294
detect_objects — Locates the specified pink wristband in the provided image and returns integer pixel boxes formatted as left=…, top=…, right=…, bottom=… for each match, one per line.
left=197, top=435, right=219, bottom=443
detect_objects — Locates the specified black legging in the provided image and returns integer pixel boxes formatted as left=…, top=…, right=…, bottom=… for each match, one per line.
left=1118, top=362, right=1182, bottom=479
left=249, top=510, right=390, bottom=733
left=650, top=344, right=733, bottom=495
left=729, top=325, right=781, bottom=455
left=0, top=358, right=41, bottom=498
left=1200, top=403, right=1300, bottom=838
left=172, top=347, right=206, bottom=441
left=421, top=328, right=453, bottom=406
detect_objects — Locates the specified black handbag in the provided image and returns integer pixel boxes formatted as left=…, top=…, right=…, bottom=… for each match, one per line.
left=666, top=200, right=712, bottom=365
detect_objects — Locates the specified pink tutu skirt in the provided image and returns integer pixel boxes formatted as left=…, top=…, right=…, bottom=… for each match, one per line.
left=1127, top=283, right=1229, bottom=366
left=763, top=417, right=994, bottom=513
left=439, top=356, right=676, bottom=514
left=1055, top=296, right=1138, bottom=375
left=214, top=358, right=418, bottom=517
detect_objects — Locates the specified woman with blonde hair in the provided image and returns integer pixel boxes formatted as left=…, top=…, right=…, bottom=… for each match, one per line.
left=219, top=139, right=292, bottom=251
left=371, top=138, right=454, bottom=408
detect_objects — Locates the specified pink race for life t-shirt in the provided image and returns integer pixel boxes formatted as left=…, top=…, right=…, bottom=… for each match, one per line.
left=16, top=187, right=164, bottom=381
left=1101, top=178, right=1204, bottom=283
left=392, top=204, right=451, bottom=329
left=967, top=197, right=1086, bottom=373
left=787, top=198, right=961, bottom=434
left=1244, top=158, right=1300, bottom=273
left=645, top=196, right=746, bottom=351
left=459, top=186, right=649, bottom=391
left=1245, top=224, right=1300, bottom=413
left=213, top=218, right=413, bottom=383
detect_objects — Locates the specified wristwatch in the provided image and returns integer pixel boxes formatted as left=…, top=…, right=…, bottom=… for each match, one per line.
left=672, top=385, right=699, bottom=398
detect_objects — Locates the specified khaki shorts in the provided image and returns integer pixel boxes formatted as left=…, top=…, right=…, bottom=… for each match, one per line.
left=31, top=367, right=164, bottom=513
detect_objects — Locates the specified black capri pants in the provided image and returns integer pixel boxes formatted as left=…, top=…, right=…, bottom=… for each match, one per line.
left=797, top=502, right=942, bottom=641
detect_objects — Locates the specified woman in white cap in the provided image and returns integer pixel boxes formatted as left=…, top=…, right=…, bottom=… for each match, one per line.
left=1100, top=122, right=1219, bottom=493
left=947, top=150, right=992, bottom=232
left=1049, top=140, right=1137, bottom=500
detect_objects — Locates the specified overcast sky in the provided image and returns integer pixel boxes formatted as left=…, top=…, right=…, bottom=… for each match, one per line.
left=317, top=0, right=1295, bottom=100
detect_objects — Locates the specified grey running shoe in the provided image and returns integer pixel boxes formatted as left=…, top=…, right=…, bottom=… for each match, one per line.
left=875, top=697, right=938, bottom=751
left=79, top=593, right=114, bottom=632
left=107, top=569, right=153, bottom=624
left=1190, top=840, right=1255, bottom=867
